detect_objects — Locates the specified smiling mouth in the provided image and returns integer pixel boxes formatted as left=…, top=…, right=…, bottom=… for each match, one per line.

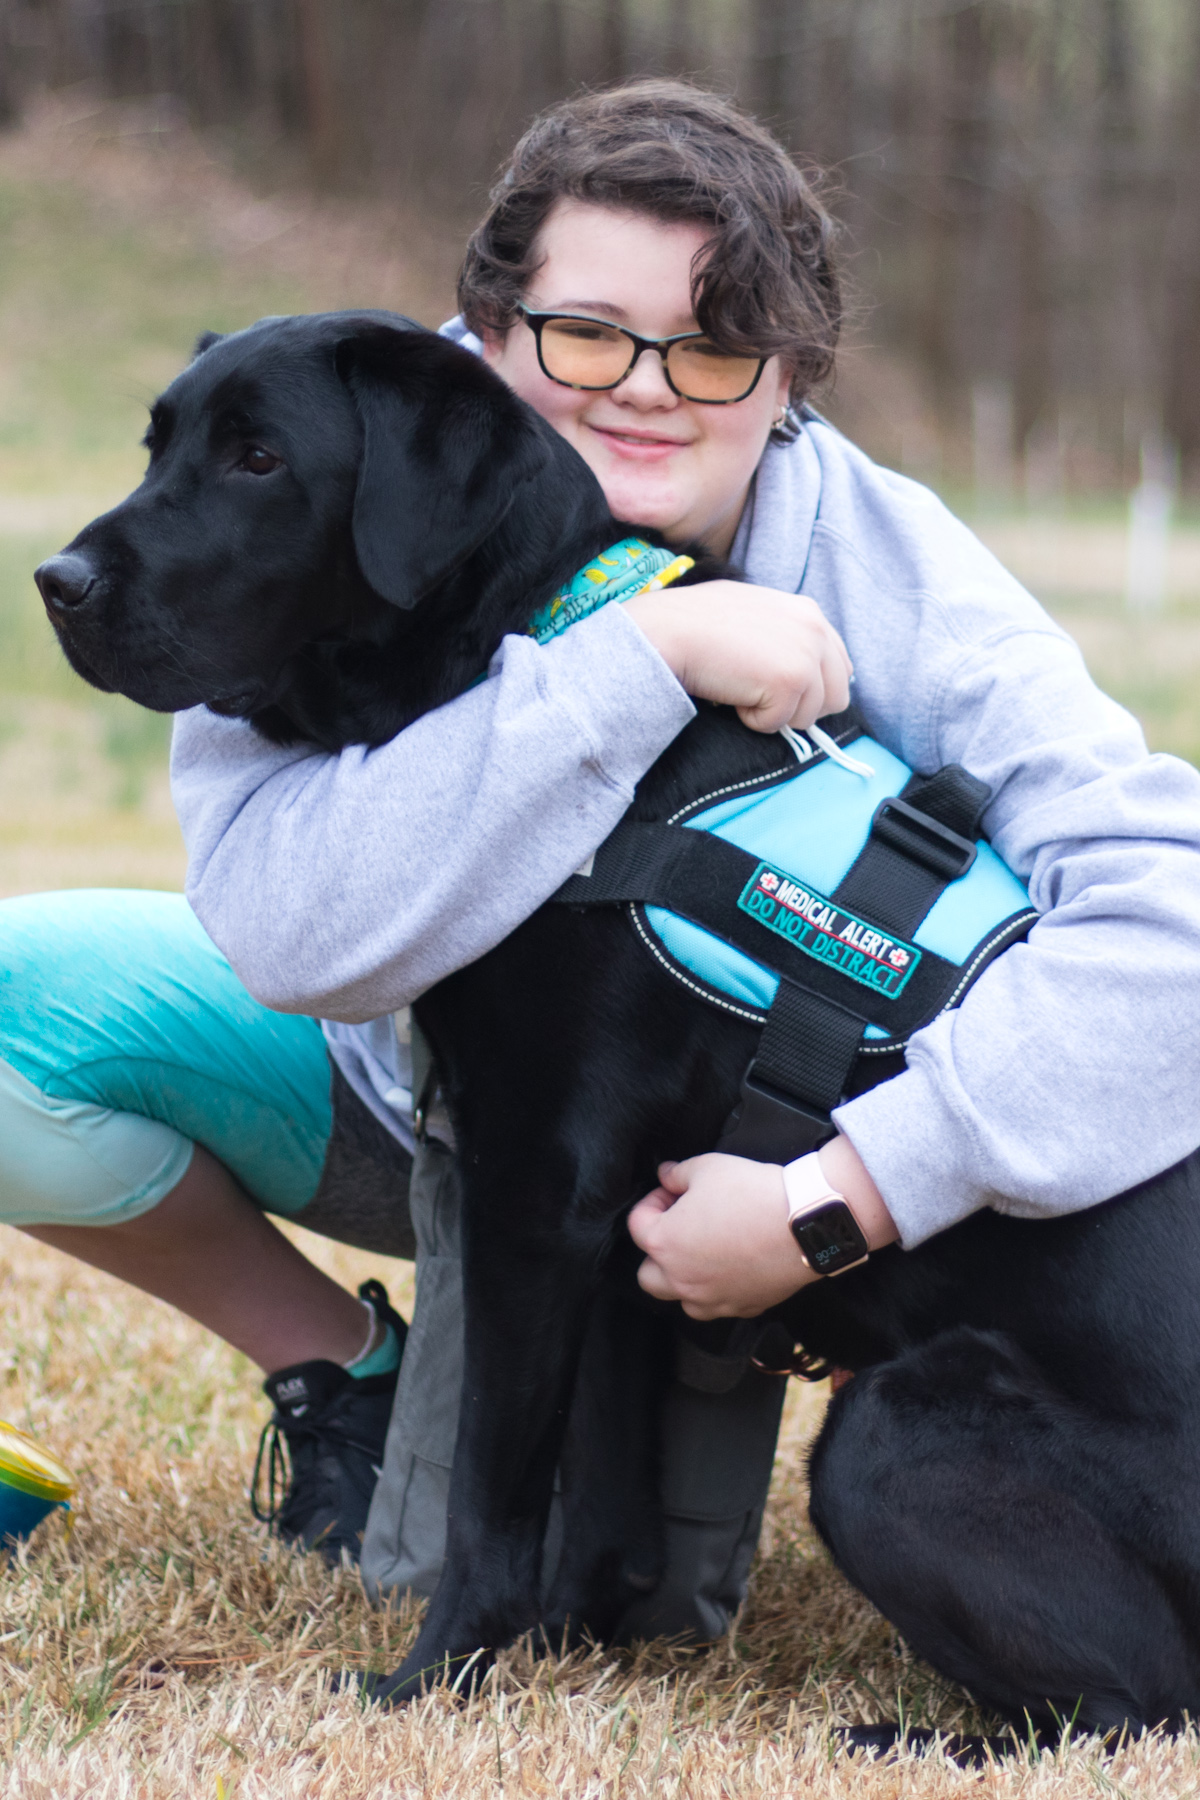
left=591, top=426, right=692, bottom=449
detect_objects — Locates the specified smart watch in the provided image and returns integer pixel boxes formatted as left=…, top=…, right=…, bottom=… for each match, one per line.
left=783, top=1152, right=870, bottom=1277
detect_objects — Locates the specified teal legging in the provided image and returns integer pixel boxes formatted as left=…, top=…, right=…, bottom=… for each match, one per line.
left=0, top=889, right=334, bottom=1228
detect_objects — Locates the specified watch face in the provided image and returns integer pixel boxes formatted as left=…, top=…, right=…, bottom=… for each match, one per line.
left=790, top=1199, right=869, bottom=1276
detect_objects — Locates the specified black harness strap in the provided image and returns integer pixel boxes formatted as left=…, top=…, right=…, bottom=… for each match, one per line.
left=552, top=755, right=1000, bottom=1163
left=718, top=763, right=991, bottom=1160
left=715, top=980, right=869, bottom=1163
left=755, top=978, right=866, bottom=1114
left=554, top=800, right=986, bottom=1040
left=834, top=765, right=990, bottom=940
left=564, top=823, right=958, bottom=1035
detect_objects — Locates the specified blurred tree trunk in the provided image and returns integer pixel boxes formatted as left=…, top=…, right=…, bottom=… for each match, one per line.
left=0, top=0, right=17, bottom=127
left=1164, top=9, right=1200, bottom=474
left=599, top=0, right=626, bottom=84
left=748, top=0, right=790, bottom=128
left=1011, top=4, right=1055, bottom=459
left=541, top=0, right=568, bottom=100
left=923, top=1, right=1001, bottom=429
left=668, top=0, right=690, bottom=65
left=295, top=0, right=340, bottom=181
left=1095, top=0, right=1145, bottom=468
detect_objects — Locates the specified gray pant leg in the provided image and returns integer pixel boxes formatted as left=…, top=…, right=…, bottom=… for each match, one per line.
left=360, top=1136, right=465, bottom=1601
left=617, top=1338, right=787, bottom=1642
left=361, top=1140, right=787, bottom=1639
left=288, top=1062, right=416, bottom=1259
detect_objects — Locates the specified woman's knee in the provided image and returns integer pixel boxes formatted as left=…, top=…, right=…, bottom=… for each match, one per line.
left=0, top=1053, right=194, bottom=1231
left=0, top=887, right=332, bottom=1223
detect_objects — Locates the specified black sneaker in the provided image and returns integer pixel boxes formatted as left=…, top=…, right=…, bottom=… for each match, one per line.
left=250, top=1279, right=407, bottom=1565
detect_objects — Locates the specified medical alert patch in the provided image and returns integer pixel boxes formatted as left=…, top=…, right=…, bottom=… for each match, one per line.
left=737, top=863, right=922, bottom=1000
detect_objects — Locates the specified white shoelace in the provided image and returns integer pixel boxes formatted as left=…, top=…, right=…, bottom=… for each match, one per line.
left=779, top=722, right=875, bottom=779
left=344, top=1297, right=381, bottom=1371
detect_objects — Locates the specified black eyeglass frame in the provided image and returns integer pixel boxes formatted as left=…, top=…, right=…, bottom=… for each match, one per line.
left=518, top=304, right=768, bottom=404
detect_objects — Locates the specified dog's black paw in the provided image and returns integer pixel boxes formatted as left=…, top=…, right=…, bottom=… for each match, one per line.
left=840, top=1723, right=1023, bottom=1767
left=543, top=1539, right=667, bottom=1652
left=332, top=1649, right=493, bottom=1709
left=328, top=1666, right=365, bottom=1699
left=329, top=1664, right=421, bottom=1708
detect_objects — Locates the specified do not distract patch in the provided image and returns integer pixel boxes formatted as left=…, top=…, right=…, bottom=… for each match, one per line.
left=737, top=863, right=922, bottom=1000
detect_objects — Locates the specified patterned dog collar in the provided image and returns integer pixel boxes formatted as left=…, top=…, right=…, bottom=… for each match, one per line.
left=526, top=537, right=695, bottom=646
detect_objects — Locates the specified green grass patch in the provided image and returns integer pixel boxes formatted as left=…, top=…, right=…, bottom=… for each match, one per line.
left=0, top=140, right=332, bottom=835
left=0, top=531, right=83, bottom=699
left=0, top=143, right=308, bottom=812
left=0, top=530, right=173, bottom=821
left=0, top=169, right=310, bottom=497
left=99, top=699, right=172, bottom=809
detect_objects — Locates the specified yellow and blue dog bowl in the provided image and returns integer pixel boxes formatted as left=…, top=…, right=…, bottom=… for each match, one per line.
left=0, top=1422, right=74, bottom=1544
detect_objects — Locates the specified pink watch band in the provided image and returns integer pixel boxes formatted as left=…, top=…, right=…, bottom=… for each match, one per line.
left=782, top=1150, right=846, bottom=1225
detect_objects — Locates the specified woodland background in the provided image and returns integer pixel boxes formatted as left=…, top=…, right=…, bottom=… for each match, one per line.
left=4, top=0, right=1200, bottom=495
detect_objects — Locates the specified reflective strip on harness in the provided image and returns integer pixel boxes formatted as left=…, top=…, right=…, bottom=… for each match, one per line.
left=556, top=816, right=1003, bottom=1039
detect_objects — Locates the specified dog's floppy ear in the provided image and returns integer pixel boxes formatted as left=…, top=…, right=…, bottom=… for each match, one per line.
left=193, top=330, right=226, bottom=359
left=337, top=323, right=550, bottom=610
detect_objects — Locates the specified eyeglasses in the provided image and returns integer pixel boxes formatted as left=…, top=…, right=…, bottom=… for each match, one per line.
left=519, top=305, right=767, bottom=404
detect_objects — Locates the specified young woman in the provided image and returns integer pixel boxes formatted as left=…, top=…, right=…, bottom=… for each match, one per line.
left=5, top=82, right=1200, bottom=1606
left=0, top=88, right=852, bottom=1569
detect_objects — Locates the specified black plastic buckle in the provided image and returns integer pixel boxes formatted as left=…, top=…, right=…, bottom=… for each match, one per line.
left=748, top=1320, right=835, bottom=1381
left=871, top=796, right=977, bottom=881
left=715, top=1065, right=835, bottom=1165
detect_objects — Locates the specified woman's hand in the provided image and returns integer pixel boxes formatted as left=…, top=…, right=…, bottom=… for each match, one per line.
left=622, top=579, right=852, bottom=733
left=627, top=1154, right=815, bottom=1319
left=626, top=1137, right=898, bottom=1320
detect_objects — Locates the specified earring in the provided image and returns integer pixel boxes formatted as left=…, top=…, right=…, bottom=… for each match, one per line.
left=773, top=407, right=789, bottom=430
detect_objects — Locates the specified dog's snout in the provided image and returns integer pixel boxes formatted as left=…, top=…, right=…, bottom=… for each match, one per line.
left=35, top=552, right=98, bottom=614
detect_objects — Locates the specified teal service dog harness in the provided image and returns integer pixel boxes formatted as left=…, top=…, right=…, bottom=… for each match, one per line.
left=541, top=543, right=1039, bottom=1163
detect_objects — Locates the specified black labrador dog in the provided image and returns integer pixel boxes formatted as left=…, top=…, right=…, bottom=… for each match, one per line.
left=36, top=311, right=1200, bottom=1732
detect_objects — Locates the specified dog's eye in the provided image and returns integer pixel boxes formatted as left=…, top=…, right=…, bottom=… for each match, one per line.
left=238, top=446, right=282, bottom=476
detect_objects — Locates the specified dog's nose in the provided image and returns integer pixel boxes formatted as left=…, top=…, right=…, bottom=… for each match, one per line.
left=35, top=552, right=98, bottom=613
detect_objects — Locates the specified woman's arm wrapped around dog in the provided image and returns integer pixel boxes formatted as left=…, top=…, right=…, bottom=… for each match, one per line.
left=831, top=615, right=1200, bottom=1248
left=174, top=603, right=691, bottom=1020
left=175, top=586, right=849, bottom=1020
left=784, top=422, right=1200, bottom=1250
left=628, top=1138, right=898, bottom=1319
left=624, top=431, right=1200, bottom=1284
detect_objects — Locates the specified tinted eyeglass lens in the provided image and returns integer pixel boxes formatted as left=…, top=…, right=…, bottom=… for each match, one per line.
left=538, top=317, right=635, bottom=389
left=536, top=316, right=763, bottom=401
left=665, top=338, right=764, bottom=401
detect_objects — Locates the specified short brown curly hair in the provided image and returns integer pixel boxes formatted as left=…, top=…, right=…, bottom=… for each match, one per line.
left=457, top=81, right=842, bottom=429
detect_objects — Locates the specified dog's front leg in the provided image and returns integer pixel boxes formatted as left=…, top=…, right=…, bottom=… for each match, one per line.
left=543, top=1244, right=674, bottom=1645
left=369, top=1159, right=604, bottom=1706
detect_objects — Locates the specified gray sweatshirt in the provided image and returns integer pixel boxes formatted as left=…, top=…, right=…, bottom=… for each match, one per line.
left=172, top=408, right=1200, bottom=1250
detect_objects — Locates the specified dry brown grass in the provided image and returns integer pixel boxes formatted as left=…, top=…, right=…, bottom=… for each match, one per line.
left=2, top=1227, right=1196, bottom=1796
